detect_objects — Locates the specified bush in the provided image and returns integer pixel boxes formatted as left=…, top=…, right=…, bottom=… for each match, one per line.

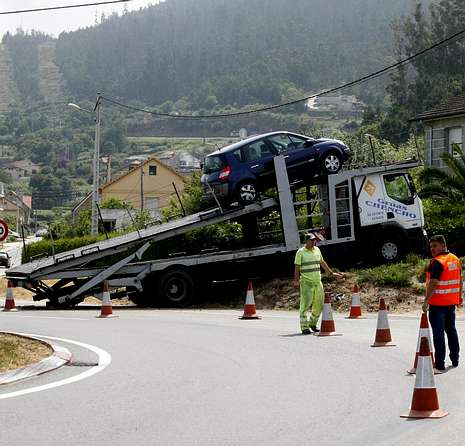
left=23, top=235, right=104, bottom=263
left=355, top=262, right=412, bottom=288
left=423, top=200, right=465, bottom=256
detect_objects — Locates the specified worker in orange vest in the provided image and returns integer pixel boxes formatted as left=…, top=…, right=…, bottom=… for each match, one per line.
left=423, top=235, right=462, bottom=371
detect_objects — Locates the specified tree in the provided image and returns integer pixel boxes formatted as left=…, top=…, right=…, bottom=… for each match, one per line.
left=418, top=144, right=465, bottom=199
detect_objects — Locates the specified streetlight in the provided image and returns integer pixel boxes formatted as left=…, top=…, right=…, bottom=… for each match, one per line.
left=68, top=95, right=102, bottom=236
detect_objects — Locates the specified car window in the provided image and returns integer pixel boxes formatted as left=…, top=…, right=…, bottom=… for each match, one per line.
left=383, top=174, right=413, bottom=204
left=232, top=148, right=244, bottom=163
left=266, top=134, right=292, bottom=154
left=242, top=140, right=271, bottom=162
left=288, top=134, right=308, bottom=149
left=203, top=155, right=226, bottom=174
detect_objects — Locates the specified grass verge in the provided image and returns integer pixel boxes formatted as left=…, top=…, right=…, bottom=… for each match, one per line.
left=0, top=333, right=52, bottom=373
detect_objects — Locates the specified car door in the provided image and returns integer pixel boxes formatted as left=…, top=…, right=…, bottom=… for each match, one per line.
left=266, top=133, right=314, bottom=181
left=240, top=139, right=276, bottom=186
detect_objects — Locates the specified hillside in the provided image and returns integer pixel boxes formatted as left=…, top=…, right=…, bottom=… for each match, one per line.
left=2, top=0, right=430, bottom=111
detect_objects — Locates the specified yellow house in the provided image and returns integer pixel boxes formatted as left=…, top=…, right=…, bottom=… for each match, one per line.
left=102, top=157, right=185, bottom=211
left=72, top=158, right=186, bottom=226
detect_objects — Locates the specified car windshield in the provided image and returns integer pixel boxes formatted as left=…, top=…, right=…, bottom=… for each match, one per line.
left=203, top=155, right=226, bottom=174
left=0, top=253, right=7, bottom=258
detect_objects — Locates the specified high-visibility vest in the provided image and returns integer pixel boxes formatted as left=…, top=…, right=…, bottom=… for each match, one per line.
left=427, top=253, right=462, bottom=306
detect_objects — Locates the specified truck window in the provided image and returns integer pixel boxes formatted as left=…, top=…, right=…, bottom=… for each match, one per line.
left=383, top=174, right=413, bottom=204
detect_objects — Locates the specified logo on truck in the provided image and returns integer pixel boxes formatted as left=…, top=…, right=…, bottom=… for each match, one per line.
left=365, top=198, right=417, bottom=219
left=364, top=180, right=376, bottom=197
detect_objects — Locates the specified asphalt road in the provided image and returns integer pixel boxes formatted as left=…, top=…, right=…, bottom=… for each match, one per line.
left=0, top=308, right=464, bottom=446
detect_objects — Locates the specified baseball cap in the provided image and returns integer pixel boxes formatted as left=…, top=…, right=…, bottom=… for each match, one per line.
left=304, top=232, right=317, bottom=240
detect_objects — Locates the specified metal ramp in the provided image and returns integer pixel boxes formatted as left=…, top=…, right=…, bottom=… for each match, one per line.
left=8, top=197, right=278, bottom=281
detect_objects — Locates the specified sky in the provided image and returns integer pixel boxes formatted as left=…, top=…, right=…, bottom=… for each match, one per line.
left=0, top=0, right=158, bottom=38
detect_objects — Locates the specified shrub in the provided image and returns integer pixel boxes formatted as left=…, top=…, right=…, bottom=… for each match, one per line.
left=23, top=235, right=104, bottom=263
left=423, top=200, right=465, bottom=256
left=355, top=262, right=412, bottom=288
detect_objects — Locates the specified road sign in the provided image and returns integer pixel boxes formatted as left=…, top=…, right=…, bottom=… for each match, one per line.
left=0, top=219, right=9, bottom=242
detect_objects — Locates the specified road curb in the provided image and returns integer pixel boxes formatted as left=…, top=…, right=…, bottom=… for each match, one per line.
left=0, top=332, right=72, bottom=386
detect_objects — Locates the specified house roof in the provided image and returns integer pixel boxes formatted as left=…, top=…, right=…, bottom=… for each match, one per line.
left=101, top=157, right=185, bottom=191
left=412, top=93, right=465, bottom=122
left=22, top=195, right=32, bottom=209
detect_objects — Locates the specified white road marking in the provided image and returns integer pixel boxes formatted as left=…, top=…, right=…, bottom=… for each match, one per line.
left=0, top=314, right=92, bottom=321
left=0, top=333, right=111, bottom=400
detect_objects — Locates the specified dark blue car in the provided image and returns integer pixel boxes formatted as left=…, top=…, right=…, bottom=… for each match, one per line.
left=201, top=131, right=351, bottom=205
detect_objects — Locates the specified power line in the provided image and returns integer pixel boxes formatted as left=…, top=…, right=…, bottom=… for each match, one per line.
left=102, top=25, right=465, bottom=120
left=0, top=0, right=133, bottom=15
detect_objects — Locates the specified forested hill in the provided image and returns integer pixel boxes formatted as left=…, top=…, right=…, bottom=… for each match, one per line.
left=3, top=0, right=428, bottom=110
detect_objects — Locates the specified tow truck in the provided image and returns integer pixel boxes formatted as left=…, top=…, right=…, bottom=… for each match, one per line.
left=6, top=156, right=427, bottom=307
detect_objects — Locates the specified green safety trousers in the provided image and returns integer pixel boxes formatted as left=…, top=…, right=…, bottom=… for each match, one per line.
left=299, top=280, right=324, bottom=330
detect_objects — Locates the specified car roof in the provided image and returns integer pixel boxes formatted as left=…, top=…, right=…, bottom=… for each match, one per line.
left=206, top=131, right=311, bottom=157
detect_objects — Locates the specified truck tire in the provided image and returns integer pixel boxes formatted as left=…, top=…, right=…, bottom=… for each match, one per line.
left=156, top=268, right=195, bottom=307
left=378, top=236, right=405, bottom=263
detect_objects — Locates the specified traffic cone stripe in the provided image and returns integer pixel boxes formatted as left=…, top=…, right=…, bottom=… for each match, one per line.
left=376, top=311, right=390, bottom=330
left=414, top=356, right=435, bottom=389
left=239, top=281, right=260, bottom=320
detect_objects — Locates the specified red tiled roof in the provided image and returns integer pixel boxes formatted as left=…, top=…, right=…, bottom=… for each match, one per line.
left=412, top=93, right=465, bottom=121
left=22, top=195, right=32, bottom=208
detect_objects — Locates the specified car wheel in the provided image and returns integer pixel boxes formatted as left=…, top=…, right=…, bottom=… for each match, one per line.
left=321, top=151, right=343, bottom=175
left=236, top=182, right=258, bottom=204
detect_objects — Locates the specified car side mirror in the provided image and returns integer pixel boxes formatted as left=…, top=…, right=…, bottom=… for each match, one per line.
left=303, top=140, right=313, bottom=148
left=200, top=163, right=204, bottom=170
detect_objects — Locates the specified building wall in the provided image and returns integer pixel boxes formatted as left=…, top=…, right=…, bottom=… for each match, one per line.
left=102, top=159, right=185, bottom=212
left=424, top=116, right=465, bottom=169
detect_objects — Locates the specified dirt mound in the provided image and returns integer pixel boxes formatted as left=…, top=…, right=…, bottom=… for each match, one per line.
left=252, top=274, right=424, bottom=313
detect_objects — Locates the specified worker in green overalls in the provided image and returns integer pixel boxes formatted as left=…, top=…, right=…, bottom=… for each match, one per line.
left=294, top=232, right=343, bottom=334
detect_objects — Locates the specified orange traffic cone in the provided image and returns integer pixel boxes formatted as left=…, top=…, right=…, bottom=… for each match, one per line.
left=317, top=292, right=342, bottom=336
left=408, top=313, right=434, bottom=375
left=346, top=283, right=362, bottom=319
left=3, top=280, right=17, bottom=312
left=401, top=337, right=448, bottom=419
left=371, top=297, right=395, bottom=347
left=239, top=281, right=261, bottom=320
left=97, top=281, right=117, bottom=318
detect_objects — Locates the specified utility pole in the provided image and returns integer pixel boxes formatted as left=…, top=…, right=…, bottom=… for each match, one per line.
left=91, top=95, right=102, bottom=236
left=140, top=161, right=144, bottom=211
left=68, top=95, right=102, bottom=237
left=106, top=155, right=112, bottom=183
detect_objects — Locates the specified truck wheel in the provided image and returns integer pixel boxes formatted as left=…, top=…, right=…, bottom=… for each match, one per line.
left=378, top=237, right=404, bottom=262
left=157, top=269, right=195, bottom=307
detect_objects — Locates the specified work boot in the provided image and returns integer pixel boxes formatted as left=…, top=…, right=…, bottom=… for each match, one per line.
left=310, top=326, right=320, bottom=333
left=301, top=329, right=311, bottom=335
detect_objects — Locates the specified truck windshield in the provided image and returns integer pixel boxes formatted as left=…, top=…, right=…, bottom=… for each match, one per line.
left=203, top=155, right=226, bottom=174
left=383, top=174, right=414, bottom=204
